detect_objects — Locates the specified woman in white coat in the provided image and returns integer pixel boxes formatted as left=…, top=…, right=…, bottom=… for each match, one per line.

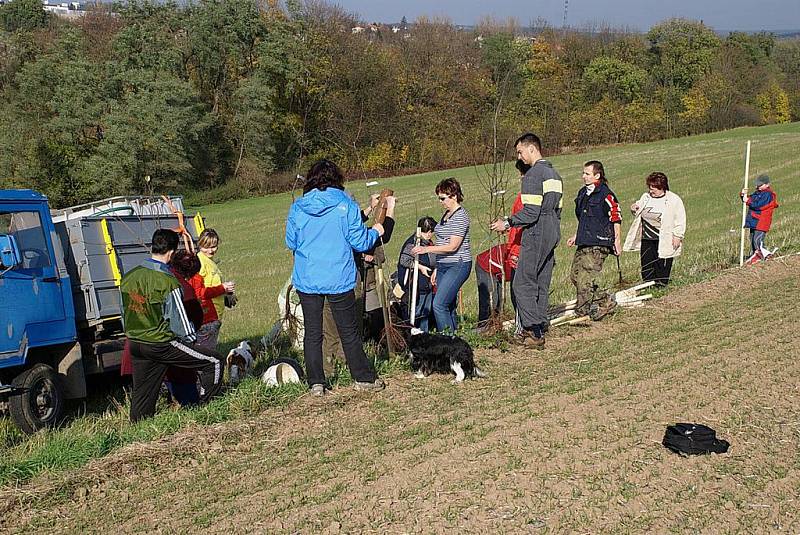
left=623, top=172, right=686, bottom=286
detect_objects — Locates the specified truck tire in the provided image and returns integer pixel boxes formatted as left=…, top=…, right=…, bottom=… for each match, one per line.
left=9, top=364, right=65, bottom=434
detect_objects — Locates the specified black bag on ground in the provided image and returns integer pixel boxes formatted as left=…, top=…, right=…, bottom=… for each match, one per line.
left=662, top=423, right=730, bottom=456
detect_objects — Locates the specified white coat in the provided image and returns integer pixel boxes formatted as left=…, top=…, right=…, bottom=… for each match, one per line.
left=623, top=190, right=686, bottom=259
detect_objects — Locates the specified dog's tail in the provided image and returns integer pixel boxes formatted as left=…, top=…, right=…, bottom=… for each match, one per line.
left=474, top=366, right=487, bottom=378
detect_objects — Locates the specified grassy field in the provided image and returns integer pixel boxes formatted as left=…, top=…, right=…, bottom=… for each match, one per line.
left=0, top=122, right=798, bottom=494
left=204, top=121, right=800, bottom=344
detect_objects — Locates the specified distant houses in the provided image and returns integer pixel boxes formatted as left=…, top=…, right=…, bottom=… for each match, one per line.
left=348, top=21, right=545, bottom=43
left=0, top=0, right=88, bottom=18
left=351, top=21, right=411, bottom=39
left=42, top=1, right=86, bottom=18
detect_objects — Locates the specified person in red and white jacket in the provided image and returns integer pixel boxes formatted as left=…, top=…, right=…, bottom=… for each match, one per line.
left=741, top=174, right=779, bottom=264
left=475, top=159, right=527, bottom=326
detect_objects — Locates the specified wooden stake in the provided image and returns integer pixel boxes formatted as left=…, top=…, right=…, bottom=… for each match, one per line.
left=564, top=316, right=591, bottom=326
left=549, top=310, right=577, bottom=326
left=371, top=188, right=396, bottom=358
left=739, top=140, right=751, bottom=266
left=625, top=280, right=656, bottom=293
left=617, top=294, right=653, bottom=305
left=410, top=227, right=421, bottom=326
left=374, top=189, right=393, bottom=224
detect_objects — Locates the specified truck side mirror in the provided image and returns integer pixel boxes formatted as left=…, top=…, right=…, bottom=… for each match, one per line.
left=0, top=234, right=21, bottom=270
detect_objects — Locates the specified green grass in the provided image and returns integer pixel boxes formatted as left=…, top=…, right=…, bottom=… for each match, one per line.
left=0, top=336, right=406, bottom=487
left=203, top=121, right=800, bottom=345
left=0, top=376, right=306, bottom=486
left=0, top=121, right=798, bottom=488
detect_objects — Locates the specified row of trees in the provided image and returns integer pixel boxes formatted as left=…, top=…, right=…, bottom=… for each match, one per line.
left=0, top=0, right=797, bottom=207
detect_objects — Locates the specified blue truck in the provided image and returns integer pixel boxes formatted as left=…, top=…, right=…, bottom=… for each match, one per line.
left=0, top=190, right=203, bottom=433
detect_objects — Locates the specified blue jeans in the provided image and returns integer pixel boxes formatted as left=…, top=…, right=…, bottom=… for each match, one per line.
left=166, top=381, right=199, bottom=406
left=750, top=229, right=766, bottom=256
left=413, top=292, right=434, bottom=332
left=433, top=260, right=472, bottom=333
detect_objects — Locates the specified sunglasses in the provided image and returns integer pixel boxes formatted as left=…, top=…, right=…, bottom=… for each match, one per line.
left=437, top=195, right=449, bottom=201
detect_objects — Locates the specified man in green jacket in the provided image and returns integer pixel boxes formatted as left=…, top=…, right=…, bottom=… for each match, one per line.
left=121, top=229, right=223, bottom=422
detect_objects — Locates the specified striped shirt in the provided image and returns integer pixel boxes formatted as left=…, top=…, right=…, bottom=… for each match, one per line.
left=435, top=206, right=471, bottom=264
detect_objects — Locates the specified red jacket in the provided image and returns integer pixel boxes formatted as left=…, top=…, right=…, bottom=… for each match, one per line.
left=189, top=273, right=227, bottom=324
left=477, top=244, right=514, bottom=280
left=743, top=187, right=778, bottom=232
left=476, top=194, right=524, bottom=280
left=506, top=193, right=523, bottom=266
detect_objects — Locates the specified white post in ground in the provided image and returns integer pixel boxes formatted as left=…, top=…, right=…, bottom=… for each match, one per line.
left=410, top=227, right=421, bottom=326
left=739, top=140, right=751, bottom=266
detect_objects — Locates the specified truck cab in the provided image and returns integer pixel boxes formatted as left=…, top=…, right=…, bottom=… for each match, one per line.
left=1, top=191, right=77, bottom=359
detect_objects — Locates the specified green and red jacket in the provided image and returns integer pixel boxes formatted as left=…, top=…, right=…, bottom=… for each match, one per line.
left=121, top=259, right=196, bottom=344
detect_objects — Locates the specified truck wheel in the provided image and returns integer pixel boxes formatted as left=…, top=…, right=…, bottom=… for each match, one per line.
left=9, top=364, right=65, bottom=434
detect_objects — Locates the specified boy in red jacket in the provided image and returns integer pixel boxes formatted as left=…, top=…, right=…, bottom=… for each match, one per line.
left=741, top=174, right=779, bottom=264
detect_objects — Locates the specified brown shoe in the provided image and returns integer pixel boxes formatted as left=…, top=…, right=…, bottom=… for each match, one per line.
left=513, top=331, right=545, bottom=350
left=590, top=297, right=617, bottom=321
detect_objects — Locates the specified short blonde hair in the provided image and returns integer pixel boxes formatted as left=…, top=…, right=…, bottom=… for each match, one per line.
left=198, top=228, right=220, bottom=249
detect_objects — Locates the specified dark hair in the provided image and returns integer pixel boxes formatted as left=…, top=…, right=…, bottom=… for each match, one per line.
left=303, top=159, right=345, bottom=194
left=418, top=216, right=437, bottom=233
left=646, top=172, right=669, bottom=191
left=197, top=228, right=219, bottom=249
left=514, top=132, right=542, bottom=152
left=435, top=178, right=464, bottom=203
left=169, top=250, right=201, bottom=279
left=151, top=229, right=179, bottom=255
left=584, top=160, right=606, bottom=184
left=515, top=159, right=531, bottom=175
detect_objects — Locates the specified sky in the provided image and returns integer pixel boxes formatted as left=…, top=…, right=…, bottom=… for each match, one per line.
left=332, top=0, right=800, bottom=32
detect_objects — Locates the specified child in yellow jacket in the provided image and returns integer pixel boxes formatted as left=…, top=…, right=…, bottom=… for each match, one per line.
left=196, top=229, right=235, bottom=350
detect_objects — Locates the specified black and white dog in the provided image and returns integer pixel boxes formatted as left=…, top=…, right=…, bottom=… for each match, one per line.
left=406, top=328, right=485, bottom=383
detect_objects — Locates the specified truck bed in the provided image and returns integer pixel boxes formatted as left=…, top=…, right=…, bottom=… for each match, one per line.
left=51, top=198, right=203, bottom=326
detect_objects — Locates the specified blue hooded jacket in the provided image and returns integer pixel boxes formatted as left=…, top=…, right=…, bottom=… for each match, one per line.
left=286, top=187, right=379, bottom=294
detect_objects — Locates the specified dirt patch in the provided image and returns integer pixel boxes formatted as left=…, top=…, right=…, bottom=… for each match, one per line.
left=3, top=258, right=800, bottom=533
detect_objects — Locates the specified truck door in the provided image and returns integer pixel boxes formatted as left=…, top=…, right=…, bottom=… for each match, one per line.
left=0, top=207, right=74, bottom=364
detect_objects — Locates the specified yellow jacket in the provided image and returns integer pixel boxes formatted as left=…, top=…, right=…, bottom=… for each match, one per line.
left=198, top=252, right=226, bottom=319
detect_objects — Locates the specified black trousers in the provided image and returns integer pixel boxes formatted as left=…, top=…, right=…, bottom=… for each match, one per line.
left=298, top=290, right=378, bottom=386
left=640, top=239, right=673, bottom=286
left=129, top=339, right=223, bottom=422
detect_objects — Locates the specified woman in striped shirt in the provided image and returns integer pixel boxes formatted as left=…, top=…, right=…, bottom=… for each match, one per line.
left=412, top=178, right=472, bottom=332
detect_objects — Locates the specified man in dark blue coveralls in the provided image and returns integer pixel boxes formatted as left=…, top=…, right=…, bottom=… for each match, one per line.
left=491, top=133, right=562, bottom=349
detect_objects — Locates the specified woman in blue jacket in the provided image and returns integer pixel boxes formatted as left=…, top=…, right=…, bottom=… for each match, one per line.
left=285, top=159, right=388, bottom=396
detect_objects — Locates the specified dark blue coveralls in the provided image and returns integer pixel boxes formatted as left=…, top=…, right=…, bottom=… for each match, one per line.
left=508, top=159, right=563, bottom=336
